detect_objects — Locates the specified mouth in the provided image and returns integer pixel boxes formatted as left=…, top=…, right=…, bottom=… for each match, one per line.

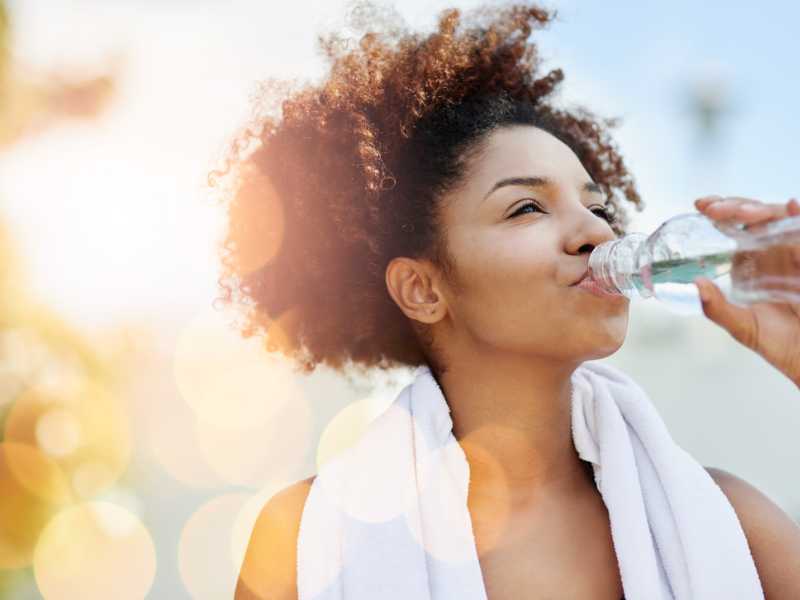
left=570, top=269, right=625, bottom=299
left=570, top=269, right=590, bottom=286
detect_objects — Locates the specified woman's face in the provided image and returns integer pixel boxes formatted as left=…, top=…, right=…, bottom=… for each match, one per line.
left=435, top=124, right=630, bottom=364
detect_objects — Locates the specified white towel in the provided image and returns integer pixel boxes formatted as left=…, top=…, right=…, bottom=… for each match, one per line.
left=297, top=361, right=764, bottom=599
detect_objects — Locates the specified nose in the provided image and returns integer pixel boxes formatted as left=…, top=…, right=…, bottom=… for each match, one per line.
left=564, top=202, right=618, bottom=257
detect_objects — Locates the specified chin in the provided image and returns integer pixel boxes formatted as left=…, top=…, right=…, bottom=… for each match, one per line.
left=588, top=338, right=627, bottom=360
left=585, top=316, right=629, bottom=358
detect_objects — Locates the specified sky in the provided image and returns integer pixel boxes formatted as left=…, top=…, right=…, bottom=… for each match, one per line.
left=1, top=0, right=799, bottom=330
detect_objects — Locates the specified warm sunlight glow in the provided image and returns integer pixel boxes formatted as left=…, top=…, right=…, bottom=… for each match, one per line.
left=228, top=170, right=286, bottom=274
left=232, top=480, right=297, bottom=597
left=0, top=442, right=72, bottom=569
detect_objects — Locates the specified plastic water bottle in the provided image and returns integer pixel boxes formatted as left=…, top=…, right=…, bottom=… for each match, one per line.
left=587, top=212, right=800, bottom=315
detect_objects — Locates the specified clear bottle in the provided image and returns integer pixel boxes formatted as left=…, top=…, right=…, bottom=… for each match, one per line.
left=587, top=212, right=800, bottom=316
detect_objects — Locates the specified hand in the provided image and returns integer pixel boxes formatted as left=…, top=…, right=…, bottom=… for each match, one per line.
left=693, top=195, right=800, bottom=388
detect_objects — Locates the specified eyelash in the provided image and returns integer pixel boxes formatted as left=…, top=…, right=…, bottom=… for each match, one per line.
left=508, top=200, right=615, bottom=223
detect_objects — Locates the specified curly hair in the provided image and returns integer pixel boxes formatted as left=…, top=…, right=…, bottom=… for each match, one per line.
left=209, top=1, right=644, bottom=379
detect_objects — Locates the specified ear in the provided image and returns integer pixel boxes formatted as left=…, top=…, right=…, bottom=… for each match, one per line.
left=385, top=257, right=446, bottom=324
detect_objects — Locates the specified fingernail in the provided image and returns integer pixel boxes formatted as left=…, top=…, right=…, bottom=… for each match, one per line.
left=696, top=196, right=717, bottom=206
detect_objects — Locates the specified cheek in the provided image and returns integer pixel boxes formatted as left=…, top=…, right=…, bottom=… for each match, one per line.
left=454, top=260, right=563, bottom=343
left=468, top=253, right=554, bottom=315
left=448, top=234, right=555, bottom=314
left=469, top=234, right=555, bottom=289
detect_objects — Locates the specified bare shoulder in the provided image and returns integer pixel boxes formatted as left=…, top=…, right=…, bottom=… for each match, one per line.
left=704, top=465, right=800, bottom=598
left=234, top=475, right=317, bottom=600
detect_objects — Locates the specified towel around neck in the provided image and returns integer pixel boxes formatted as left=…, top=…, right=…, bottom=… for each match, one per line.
left=296, top=361, right=764, bottom=600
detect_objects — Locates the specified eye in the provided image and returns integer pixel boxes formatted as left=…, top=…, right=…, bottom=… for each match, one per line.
left=591, top=205, right=615, bottom=223
left=508, top=201, right=543, bottom=218
left=507, top=200, right=615, bottom=223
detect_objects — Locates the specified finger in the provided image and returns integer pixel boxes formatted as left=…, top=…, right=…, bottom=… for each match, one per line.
left=702, top=198, right=788, bottom=226
left=695, top=195, right=725, bottom=210
left=694, top=277, right=758, bottom=350
left=738, top=202, right=788, bottom=226
left=696, top=197, right=753, bottom=219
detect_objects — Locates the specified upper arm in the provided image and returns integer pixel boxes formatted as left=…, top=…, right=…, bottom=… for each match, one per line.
left=234, top=476, right=315, bottom=600
left=705, top=466, right=800, bottom=599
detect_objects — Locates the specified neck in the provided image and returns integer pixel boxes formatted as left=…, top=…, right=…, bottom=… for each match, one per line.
left=435, top=352, right=595, bottom=510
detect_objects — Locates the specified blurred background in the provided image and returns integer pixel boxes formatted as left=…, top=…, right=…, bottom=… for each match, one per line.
left=0, top=0, right=798, bottom=598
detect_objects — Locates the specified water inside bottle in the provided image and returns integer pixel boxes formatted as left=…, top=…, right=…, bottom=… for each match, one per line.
left=630, top=250, right=734, bottom=315
left=628, top=243, right=800, bottom=315
left=730, top=242, right=800, bottom=304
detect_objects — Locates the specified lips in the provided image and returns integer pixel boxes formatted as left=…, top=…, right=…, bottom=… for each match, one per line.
left=570, top=269, right=590, bottom=286
left=573, top=273, right=626, bottom=299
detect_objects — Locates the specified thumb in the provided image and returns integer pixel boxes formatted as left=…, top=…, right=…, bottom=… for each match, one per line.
left=694, top=277, right=757, bottom=349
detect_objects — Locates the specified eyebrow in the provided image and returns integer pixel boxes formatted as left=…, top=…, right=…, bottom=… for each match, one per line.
left=482, top=176, right=604, bottom=202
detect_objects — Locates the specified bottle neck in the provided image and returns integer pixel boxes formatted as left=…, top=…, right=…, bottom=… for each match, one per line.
left=588, top=232, right=652, bottom=299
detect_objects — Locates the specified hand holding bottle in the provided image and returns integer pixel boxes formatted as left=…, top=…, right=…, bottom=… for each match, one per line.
left=693, top=195, right=800, bottom=388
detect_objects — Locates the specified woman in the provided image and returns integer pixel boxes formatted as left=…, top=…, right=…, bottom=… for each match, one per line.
left=213, top=3, right=800, bottom=599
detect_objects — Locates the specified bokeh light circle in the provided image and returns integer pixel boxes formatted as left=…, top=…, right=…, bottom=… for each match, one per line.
left=194, top=388, right=312, bottom=488
left=4, top=381, right=132, bottom=499
left=228, top=171, right=285, bottom=275
left=316, top=401, right=426, bottom=524
left=145, top=397, right=224, bottom=489
left=33, top=501, right=157, bottom=600
left=173, top=306, right=297, bottom=430
left=404, top=436, right=512, bottom=563
left=315, top=389, right=393, bottom=471
left=35, top=408, right=82, bottom=458
left=231, top=480, right=299, bottom=598
left=178, top=493, right=250, bottom=600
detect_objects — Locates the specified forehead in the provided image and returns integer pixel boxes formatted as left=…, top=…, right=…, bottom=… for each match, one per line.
left=469, top=125, right=590, bottom=184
